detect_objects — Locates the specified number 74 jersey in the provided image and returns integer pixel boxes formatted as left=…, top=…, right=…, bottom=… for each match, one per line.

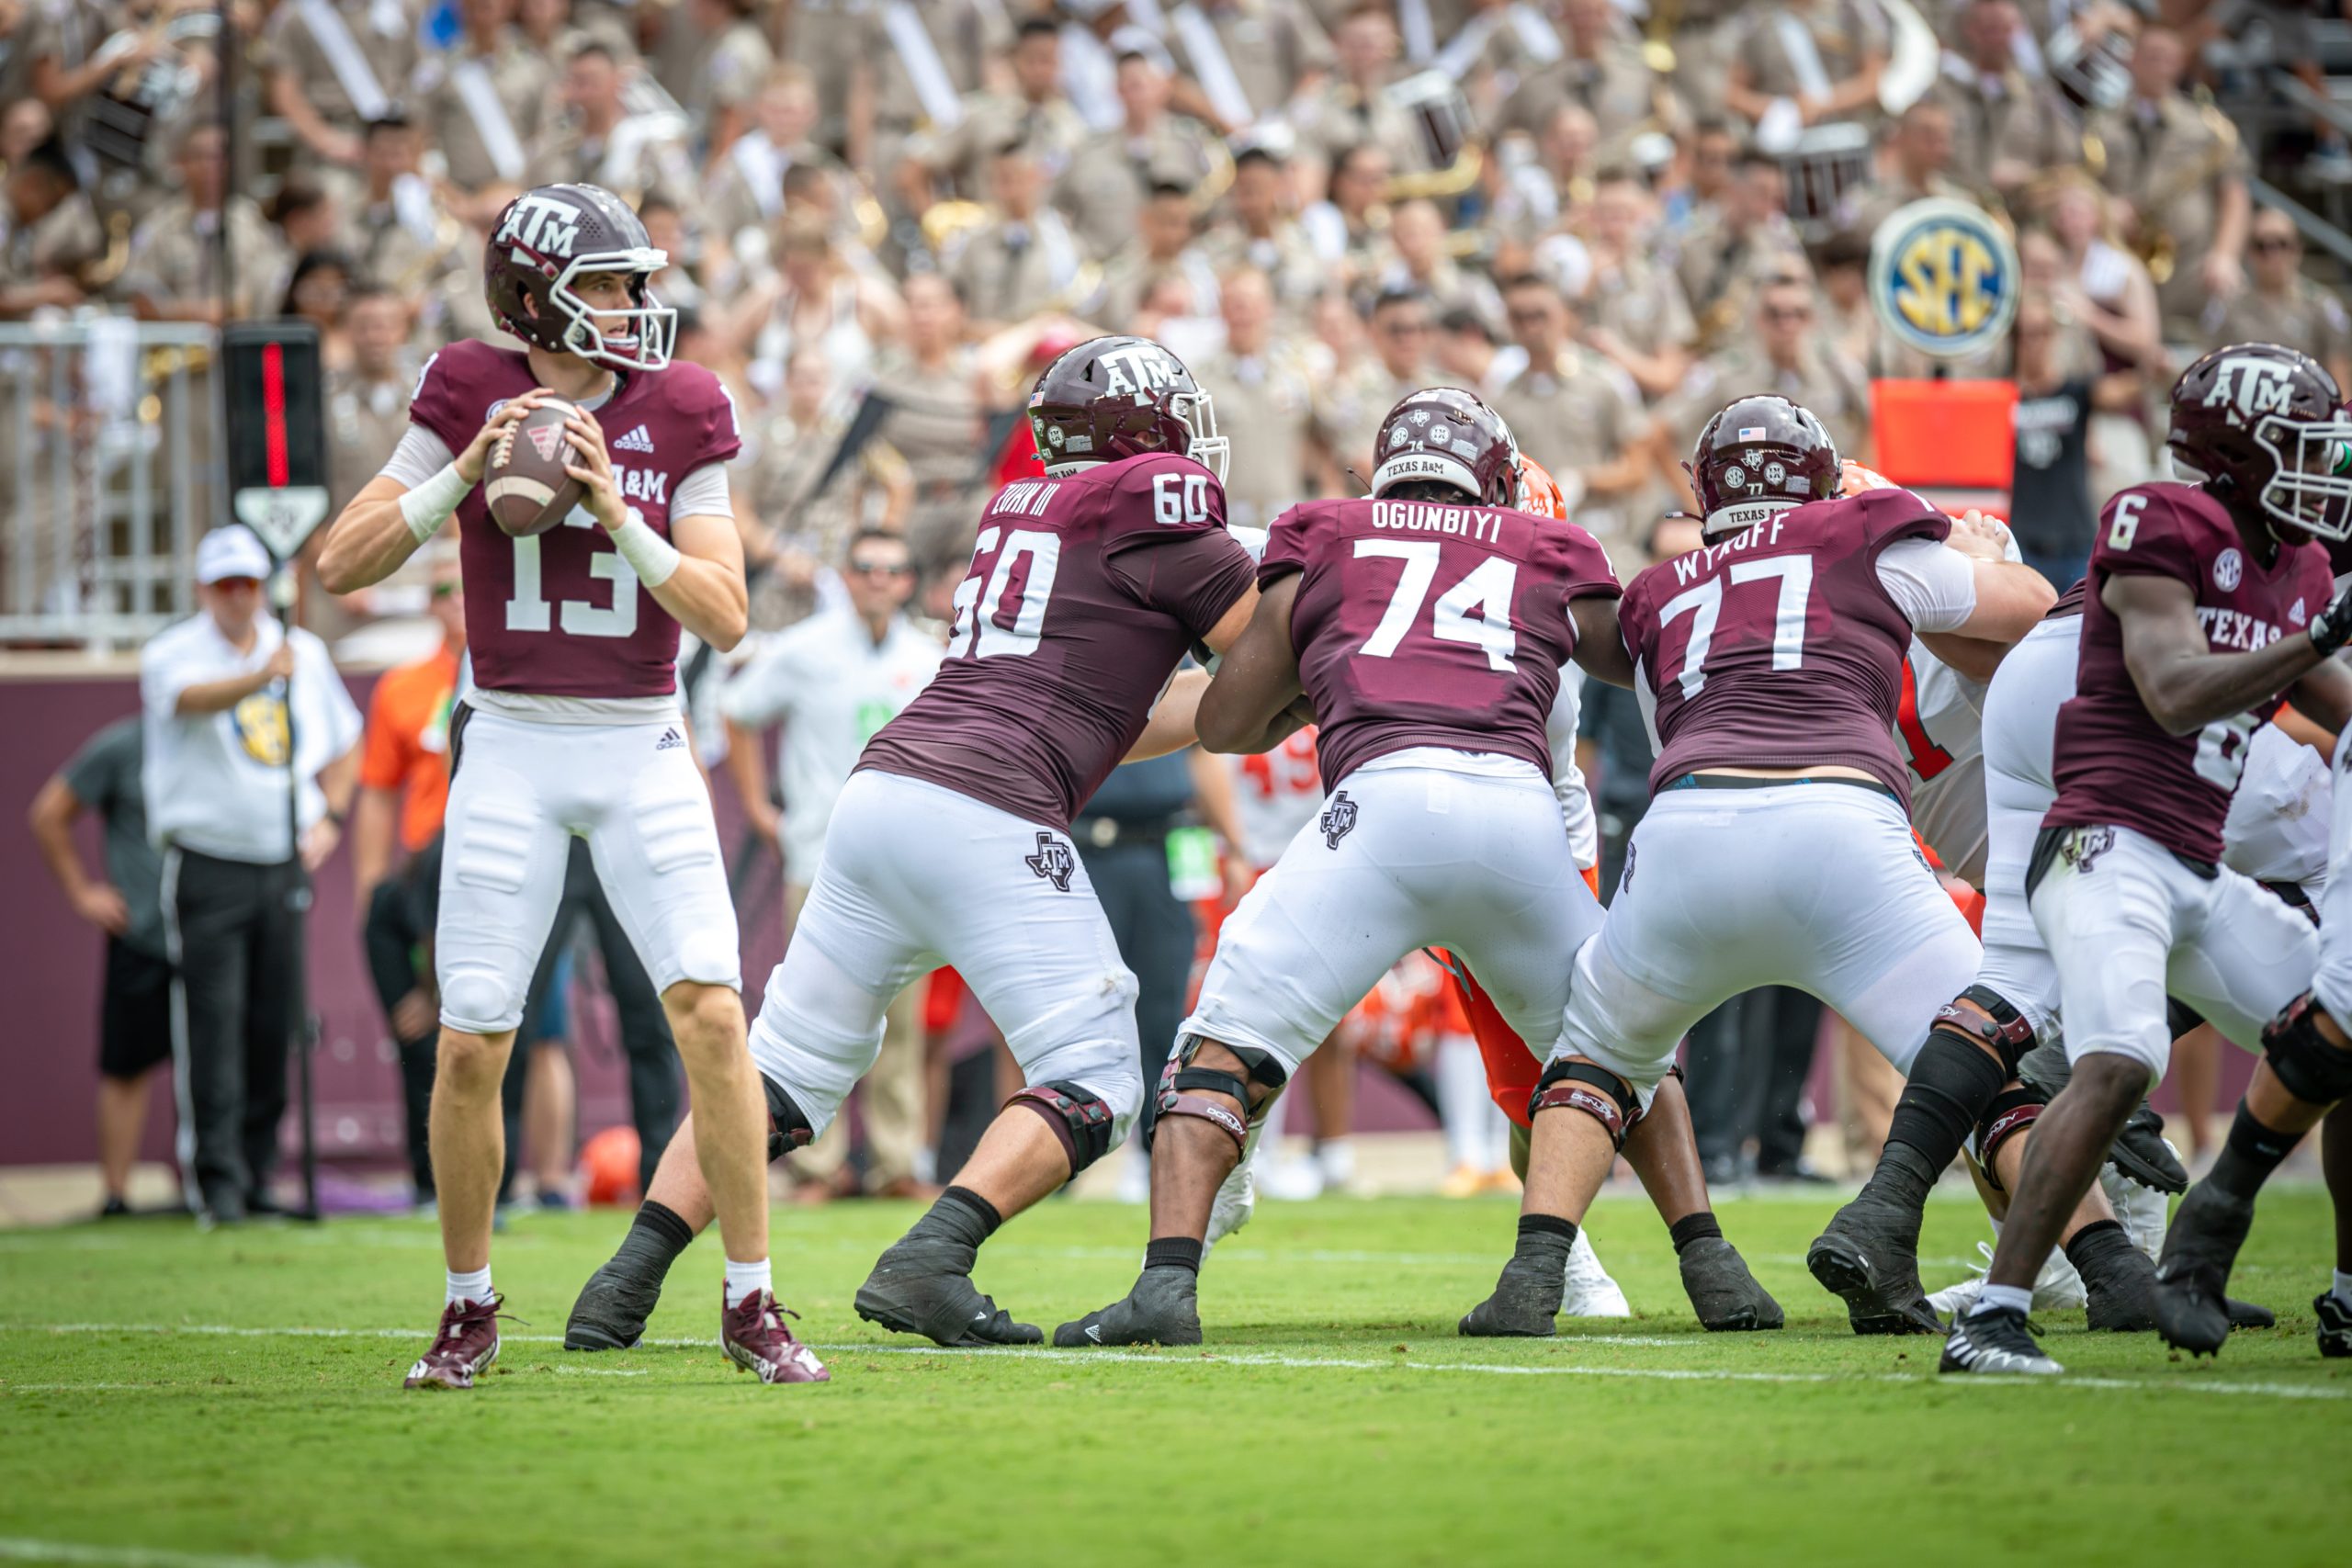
left=857, top=452, right=1257, bottom=830
left=2045, top=480, right=2335, bottom=864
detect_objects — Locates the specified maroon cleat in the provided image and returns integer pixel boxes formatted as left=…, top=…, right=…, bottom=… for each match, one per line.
left=722, top=1290, right=830, bottom=1384
left=404, top=1293, right=503, bottom=1390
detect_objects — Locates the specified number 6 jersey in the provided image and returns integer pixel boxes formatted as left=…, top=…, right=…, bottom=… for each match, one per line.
left=1618, top=488, right=1973, bottom=805
left=2043, top=480, right=2334, bottom=864
left=857, top=452, right=1256, bottom=829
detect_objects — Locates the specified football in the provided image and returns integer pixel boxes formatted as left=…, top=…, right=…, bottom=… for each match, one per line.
left=482, top=398, right=587, bottom=536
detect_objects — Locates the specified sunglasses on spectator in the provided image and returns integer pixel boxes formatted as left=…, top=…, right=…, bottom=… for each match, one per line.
left=1762, top=305, right=1814, bottom=322
left=848, top=558, right=914, bottom=578
left=210, top=576, right=262, bottom=592
left=2250, top=235, right=2298, bottom=253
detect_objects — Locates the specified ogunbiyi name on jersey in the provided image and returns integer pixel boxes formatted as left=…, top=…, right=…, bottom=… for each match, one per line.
left=1367, top=499, right=1509, bottom=544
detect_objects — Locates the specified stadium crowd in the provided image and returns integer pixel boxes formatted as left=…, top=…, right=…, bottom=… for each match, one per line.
left=9, top=0, right=2349, bottom=1211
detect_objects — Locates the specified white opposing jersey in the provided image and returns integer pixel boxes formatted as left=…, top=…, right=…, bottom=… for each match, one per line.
left=1550, top=666, right=1600, bottom=873
left=1899, top=641, right=1990, bottom=886
left=1228, top=729, right=1325, bottom=870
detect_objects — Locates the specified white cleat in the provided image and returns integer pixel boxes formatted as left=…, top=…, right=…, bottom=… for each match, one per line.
left=1927, top=1237, right=2086, bottom=1317
left=1562, top=1230, right=1633, bottom=1318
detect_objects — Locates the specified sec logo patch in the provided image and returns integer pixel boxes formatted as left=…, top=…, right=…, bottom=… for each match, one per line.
left=2213, top=547, right=2243, bottom=592
left=1868, top=198, right=2018, bottom=363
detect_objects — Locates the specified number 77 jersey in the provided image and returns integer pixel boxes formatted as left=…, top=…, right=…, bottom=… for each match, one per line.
left=1620, top=489, right=1961, bottom=803
left=857, top=452, right=1257, bottom=829
left=1262, top=495, right=1621, bottom=789
left=2044, top=480, right=2335, bottom=864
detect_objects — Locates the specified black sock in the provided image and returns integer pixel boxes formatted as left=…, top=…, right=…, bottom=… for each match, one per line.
left=2209, top=1104, right=2301, bottom=1201
left=1873, top=1035, right=2008, bottom=1204
left=1669, top=1212, right=1724, bottom=1256
left=1513, top=1213, right=1578, bottom=1269
left=610, top=1199, right=694, bottom=1283
left=2062, top=1217, right=2142, bottom=1288
left=921, top=1184, right=1004, bottom=1248
left=1145, top=1236, right=1205, bottom=1274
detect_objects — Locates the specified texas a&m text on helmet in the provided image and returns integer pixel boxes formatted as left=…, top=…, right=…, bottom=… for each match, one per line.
left=1686, top=395, right=1843, bottom=536
left=1027, top=335, right=1229, bottom=482
left=2167, top=343, right=2352, bottom=539
left=485, top=183, right=677, bottom=373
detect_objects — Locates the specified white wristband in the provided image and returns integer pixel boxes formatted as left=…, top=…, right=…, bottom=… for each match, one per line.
left=399, top=462, right=471, bottom=544
left=610, top=512, right=682, bottom=587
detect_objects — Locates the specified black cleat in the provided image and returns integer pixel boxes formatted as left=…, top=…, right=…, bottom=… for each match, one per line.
left=2151, top=1182, right=2256, bottom=1358
left=1679, top=1236, right=1784, bottom=1331
left=2228, top=1297, right=2276, bottom=1330
left=1458, top=1254, right=1564, bottom=1337
left=1939, top=1304, right=2062, bottom=1375
left=1052, top=1267, right=1202, bottom=1348
left=2110, top=1104, right=2189, bottom=1194
left=565, top=1256, right=662, bottom=1351
left=2082, top=1248, right=2161, bottom=1332
left=854, top=1233, right=1041, bottom=1347
left=2315, top=1292, right=2352, bottom=1357
left=1807, top=1194, right=1941, bottom=1336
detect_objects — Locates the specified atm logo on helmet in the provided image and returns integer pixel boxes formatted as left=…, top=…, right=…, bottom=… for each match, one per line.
left=1098, top=342, right=1180, bottom=397
left=495, top=192, right=583, bottom=259
left=2202, top=355, right=2298, bottom=423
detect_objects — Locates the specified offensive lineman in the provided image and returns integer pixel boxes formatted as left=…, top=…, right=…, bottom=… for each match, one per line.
left=1055, top=389, right=1673, bottom=1347
left=564, top=335, right=1269, bottom=1353
left=315, top=184, right=810, bottom=1386
left=1941, top=344, right=2352, bottom=1376
left=1460, top=395, right=2055, bottom=1336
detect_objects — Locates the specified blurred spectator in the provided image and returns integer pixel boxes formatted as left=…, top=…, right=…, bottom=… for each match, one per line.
left=1494, top=0, right=1668, bottom=150
left=279, top=249, right=356, bottom=367
left=1581, top=167, right=1697, bottom=401
left=949, top=141, right=1091, bottom=333
left=1379, top=197, right=1498, bottom=326
left=324, top=286, right=418, bottom=523
left=834, top=0, right=1006, bottom=183
left=722, top=527, right=941, bottom=1199
left=1669, top=274, right=1870, bottom=475
left=1928, top=0, right=2079, bottom=205
left=1815, top=231, right=1878, bottom=369
left=2083, top=25, right=2250, bottom=341
left=738, top=349, right=912, bottom=631
left=30, top=716, right=171, bottom=1217
left=2205, top=209, right=2352, bottom=395
left=1430, top=301, right=1523, bottom=398
left=1200, top=144, right=1326, bottom=316
left=140, top=525, right=361, bottom=1224
left=1302, top=138, right=1394, bottom=278
left=1490, top=272, right=1652, bottom=570
left=1197, top=267, right=1319, bottom=530
left=1837, top=97, right=1972, bottom=243
left=265, top=0, right=422, bottom=187
left=411, top=0, right=553, bottom=224
left=1099, top=180, right=1222, bottom=325
left=707, top=64, right=850, bottom=265
left=1162, top=0, right=1333, bottom=134
left=1672, top=145, right=1808, bottom=353
left=732, top=214, right=901, bottom=388
left=1056, top=45, right=1223, bottom=259
left=2007, top=291, right=2141, bottom=589
left=341, top=114, right=468, bottom=321
left=868, top=272, right=989, bottom=582
left=1491, top=100, right=1599, bottom=242
left=681, top=0, right=772, bottom=171
left=922, top=18, right=1088, bottom=197
left=1295, top=5, right=1422, bottom=172
left=350, top=549, right=463, bottom=1205
left=122, top=120, right=283, bottom=323
left=1316, top=285, right=1438, bottom=491
left=0, top=137, right=100, bottom=316
left=528, top=40, right=699, bottom=220
left=1722, top=0, right=1887, bottom=139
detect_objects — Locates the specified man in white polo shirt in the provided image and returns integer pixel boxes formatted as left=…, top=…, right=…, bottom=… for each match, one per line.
left=722, top=526, right=944, bottom=1199
left=141, top=525, right=364, bottom=1224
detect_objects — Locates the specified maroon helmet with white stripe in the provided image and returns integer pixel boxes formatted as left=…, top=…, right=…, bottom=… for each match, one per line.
left=1686, top=395, right=1841, bottom=536
left=484, top=183, right=676, bottom=371
left=1371, top=388, right=1519, bottom=507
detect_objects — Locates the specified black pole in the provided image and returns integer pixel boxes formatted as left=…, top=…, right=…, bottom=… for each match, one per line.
left=213, top=0, right=235, bottom=328
left=273, top=566, right=321, bottom=1223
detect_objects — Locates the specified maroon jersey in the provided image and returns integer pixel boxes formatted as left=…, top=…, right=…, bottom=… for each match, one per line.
left=1262, top=496, right=1620, bottom=787
left=2044, top=482, right=2333, bottom=863
left=858, top=453, right=1255, bottom=829
left=1620, top=489, right=1951, bottom=803
left=407, top=340, right=741, bottom=699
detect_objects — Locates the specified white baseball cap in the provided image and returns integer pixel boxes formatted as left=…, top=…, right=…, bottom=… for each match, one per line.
left=195, top=525, right=273, bottom=584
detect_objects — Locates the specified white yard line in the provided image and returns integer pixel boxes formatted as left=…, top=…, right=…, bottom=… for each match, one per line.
left=0, top=1539, right=361, bottom=1568
left=2, top=1321, right=2341, bottom=1400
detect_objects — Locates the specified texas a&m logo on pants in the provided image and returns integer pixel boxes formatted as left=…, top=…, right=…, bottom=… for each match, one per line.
left=1320, top=790, right=1359, bottom=850
left=1025, top=832, right=1077, bottom=891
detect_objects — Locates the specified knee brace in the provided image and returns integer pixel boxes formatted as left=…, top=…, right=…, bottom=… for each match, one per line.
left=1975, top=1084, right=2049, bottom=1192
left=763, top=1075, right=814, bottom=1163
left=439, top=965, right=525, bottom=1037
left=1527, top=1057, right=1634, bottom=1151
left=1928, top=985, right=2038, bottom=1078
left=1006, top=1079, right=1118, bottom=1174
left=2262, top=993, right=2352, bottom=1105
left=1152, top=1035, right=1289, bottom=1156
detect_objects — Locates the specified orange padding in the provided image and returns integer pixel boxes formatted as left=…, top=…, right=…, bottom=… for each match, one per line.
left=1870, top=378, right=2018, bottom=491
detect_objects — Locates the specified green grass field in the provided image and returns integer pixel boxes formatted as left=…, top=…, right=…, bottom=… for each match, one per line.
left=1, top=1187, right=2345, bottom=1568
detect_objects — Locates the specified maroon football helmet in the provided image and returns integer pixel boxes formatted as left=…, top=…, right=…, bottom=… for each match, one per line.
left=2168, top=344, right=2352, bottom=538
left=1370, top=388, right=1519, bottom=507
left=1027, top=335, right=1228, bottom=480
left=485, top=183, right=675, bottom=371
left=1686, top=395, right=1841, bottom=536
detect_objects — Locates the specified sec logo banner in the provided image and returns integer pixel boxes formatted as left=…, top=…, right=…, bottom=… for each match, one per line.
left=1868, top=198, right=2019, bottom=362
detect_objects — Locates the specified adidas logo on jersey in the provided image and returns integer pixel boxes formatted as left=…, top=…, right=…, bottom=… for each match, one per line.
left=655, top=728, right=684, bottom=751
left=613, top=424, right=656, bottom=454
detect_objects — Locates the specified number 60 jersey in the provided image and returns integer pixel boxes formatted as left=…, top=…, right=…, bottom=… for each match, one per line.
left=2043, top=480, right=2334, bottom=864
left=859, top=451, right=1256, bottom=829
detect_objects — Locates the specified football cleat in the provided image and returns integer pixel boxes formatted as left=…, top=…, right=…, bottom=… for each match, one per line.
left=1807, top=1192, right=1941, bottom=1335
left=1051, top=1267, right=1203, bottom=1348
left=1458, top=1254, right=1565, bottom=1337
left=1563, top=1231, right=1632, bottom=1319
left=721, top=1290, right=830, bottom=1384
left=2151, top=1182, right=2256, bottom=1358
left=404, top=1293, right=503, bottom=1390
left=2314, top=1292, right=2352, bottom=1358
left=563, top=1253, right=663, bottom=1351
left=1927, top=1238, right=2087, bottom=1317
left=1939, top=1304, right=2062, bottom=1376
left=2081, top=1247, right=2161, bottom=1333
left=1679, top=1236, right=1785, bottom=1331
left=2228, top=1297, right=2276, bottom=1329
left=854, top=1233, right=1041, bottom=1348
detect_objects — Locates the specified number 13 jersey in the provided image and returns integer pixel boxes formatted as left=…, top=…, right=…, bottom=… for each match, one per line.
left=2044, top=481, right=2333, bottom=864
left=1619, top=488, right=1972, bottom=806
left=1261, top=496, right=1621, bottom=789
left=858, top=452, right=1256, bottom=829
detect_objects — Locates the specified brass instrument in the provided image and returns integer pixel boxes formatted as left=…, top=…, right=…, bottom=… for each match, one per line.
left=1384, top=70, right=1486, bottom=203
left=1642, top=0, right=1681, bottom=76
left=2124, top=95, right=2238, bottom=288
